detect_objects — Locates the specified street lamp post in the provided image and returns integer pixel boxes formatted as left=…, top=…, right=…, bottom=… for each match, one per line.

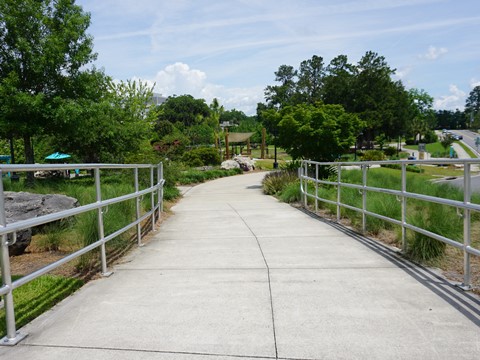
left=273, top=129, right=278, bottom=169
left=354, top=131, right=363, bottom=161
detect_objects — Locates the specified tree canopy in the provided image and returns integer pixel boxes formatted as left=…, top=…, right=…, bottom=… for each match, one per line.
left=261, top=52, right=420, bottom=145
left=0, top=0, right=97, bottom=168
left=263, top=103, right=364, bottom=161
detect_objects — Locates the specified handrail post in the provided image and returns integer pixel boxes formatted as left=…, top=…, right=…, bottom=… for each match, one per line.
left=95, top=168, right=111, bottom=277
left=134, top=168, right=143, bottom=246
left=337, top=164, right=341, bottom=221
left=158, top=162, right=164, bottom=212
left=150, top=166, right=156, bottom=232
left=0, top=170, right=27, bottom=345
left=362, top=164, right=367, bottom=233
left=401, top=163, right=407, bottom=253
left=461, top=161, right=472, bottom=290
left=315, top=163, right=318, bottom=212
left=304, top=162, right=308, bottom=207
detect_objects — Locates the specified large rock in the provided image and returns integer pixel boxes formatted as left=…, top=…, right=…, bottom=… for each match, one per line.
left=233, top=156, right=255, bottom=171
left=4, top=192, right=79, bottom=256
left=221, top=157, right=256, bottom=171
left=221, top=160, right=240, bottom=170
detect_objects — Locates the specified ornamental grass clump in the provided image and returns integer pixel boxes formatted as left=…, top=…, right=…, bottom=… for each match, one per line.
left=262, top=170, right=298, bottom=195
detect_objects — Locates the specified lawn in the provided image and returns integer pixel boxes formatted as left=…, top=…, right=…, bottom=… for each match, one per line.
left=404, top=142, right=449, bottom=157
left=0, top=275, right=83, bottom=338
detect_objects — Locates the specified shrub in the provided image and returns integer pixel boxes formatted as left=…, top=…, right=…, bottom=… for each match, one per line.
left=262, top=170, right=298, bottom=195
left=279, top=180, right=301, bottom=203
left=424, top=130, right=438, bottom=144
left=405, top=137, right=416, bottom=145
left=383, top=146, right=397, bottom=157
left=407, top=202, right=461, bottom=261
left=182, top=147, right=221, bottom=167
left=380, top=164, right=423, bottom=173
left=361, top=150, right=386, bottom=161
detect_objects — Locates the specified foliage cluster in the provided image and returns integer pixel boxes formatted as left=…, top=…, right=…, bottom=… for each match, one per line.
left=262, top=170, right=298, bottom=195
left=176, top=168, right=242, bottom=185
left=181, top=147, right=221, bottom=167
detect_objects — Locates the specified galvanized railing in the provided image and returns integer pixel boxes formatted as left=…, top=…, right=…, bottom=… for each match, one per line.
left=0, top=163, right=164, bottom=345
left=299, top=159, right=480, bottom=290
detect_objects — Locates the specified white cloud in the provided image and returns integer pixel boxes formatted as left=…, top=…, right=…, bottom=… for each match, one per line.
left=420, top=46, right=448, bottom=60
left=470, top=78, right=480, bottom=89
left=134, top=62, right=263, bottom=115
left=394, top=66, right=412, bottom=80
left=434, top=84, right=466, bottom=110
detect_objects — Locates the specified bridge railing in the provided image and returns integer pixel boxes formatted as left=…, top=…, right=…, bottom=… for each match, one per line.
left=0, top=163, right=164, bottom=345
left=299, top=159, right=480, bottom=290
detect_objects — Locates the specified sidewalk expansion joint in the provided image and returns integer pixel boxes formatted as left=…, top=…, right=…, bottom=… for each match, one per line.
left=229, top=203, right=279, bottom=360
left=23, top=344, right=278, bottom=359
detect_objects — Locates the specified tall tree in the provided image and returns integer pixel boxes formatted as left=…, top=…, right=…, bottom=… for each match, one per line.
left=465, top=85, right=480, bottom=127
left=264, top=65, right=297, bottom=109
left=407, top=88, right=435, bottom=142
left=296, top=55, right=325, bottom=104
left=350, top=51, right=408, bottom=142
left=323, top=55, right=355, bottom=108
left=52, top=77, right=155, bottom=163
left=0, top=0, right=96, bottom=174
left=156, top=95, right=211, bottom=128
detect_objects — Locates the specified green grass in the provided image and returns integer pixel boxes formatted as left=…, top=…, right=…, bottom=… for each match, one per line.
left=404, top=142, right=447, bottom=155
left=176, top=168, right=242, bottom=185
left=0, top=275, right=83, bottom=338
left=456, top=141, right=478, bottom=158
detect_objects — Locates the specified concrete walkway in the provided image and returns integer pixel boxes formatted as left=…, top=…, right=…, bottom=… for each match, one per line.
left=1, top=172, right=479, bottom=359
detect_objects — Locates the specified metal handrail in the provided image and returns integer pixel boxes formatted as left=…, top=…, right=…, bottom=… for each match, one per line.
left=0, top=162, right=164, bottom=345
left=299, top=159, right=479, bottom=290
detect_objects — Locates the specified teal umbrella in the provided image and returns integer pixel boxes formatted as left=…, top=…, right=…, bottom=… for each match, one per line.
left=45, top=152, right=71, bottom=160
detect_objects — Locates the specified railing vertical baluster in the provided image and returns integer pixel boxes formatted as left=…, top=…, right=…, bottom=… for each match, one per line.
left=134, top=168, right=142, bottom=246
left=0, top=170, right=26, bottom=345
left=461, top=161, right=472, bottom=290
left=95, top=168, right=111, bottom=276
left=401, top=163, right=407, bottom=253
left=150, top=166, right=156, bottom=232
left=362, top=164, right=367, bottom=233
left=159, top=162, right=164, bottom=212
left=304, top=162, right=308, bottom=207
left=337, top=164, right=341, bottom=221
left=315, top=163, right=318, bottom=212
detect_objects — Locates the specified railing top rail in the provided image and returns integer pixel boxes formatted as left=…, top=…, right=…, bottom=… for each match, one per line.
left=0, top=163, right=157, bottom=172
left=301, top=158, right=480, bottom=166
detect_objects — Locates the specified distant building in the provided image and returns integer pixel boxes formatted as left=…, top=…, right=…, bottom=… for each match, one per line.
left=150, top=93, right=167, bottom=106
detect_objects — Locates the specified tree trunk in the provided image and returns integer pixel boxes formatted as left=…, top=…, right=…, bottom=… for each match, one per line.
left=24, top=134, right=35, bottom=186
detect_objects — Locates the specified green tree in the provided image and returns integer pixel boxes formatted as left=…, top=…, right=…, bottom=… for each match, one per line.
left=264, top=104, right=365, bottom=161
left=296, top=55, right=325, bottom=104
left=406, top=88, right=435, bottom=143
left=0, top=0, right=96, bottom=173
left=465, top=85, right=480, bottom=128
left=52, top=77, right=155, bottom=163
left=264, top=65, right=298, bottom=108
left=323, top=55, right=355, bottom=108
left=350, top=51, right=403, bottom=142
left=156, top=95, right=211, bottom=128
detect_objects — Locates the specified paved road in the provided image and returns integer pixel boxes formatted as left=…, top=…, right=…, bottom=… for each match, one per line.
left=1, top=172, right=479, bottom=359
left=435, top=174, right=480, bottom=193
left=457, top=130, right=480, bottom=157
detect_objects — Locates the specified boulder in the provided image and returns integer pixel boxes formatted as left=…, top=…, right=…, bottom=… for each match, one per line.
left=221, top=160, right=240, bottom=170
left=4, top=192, right=79, bottom=256
left=233, top=156, right=255, bottom=171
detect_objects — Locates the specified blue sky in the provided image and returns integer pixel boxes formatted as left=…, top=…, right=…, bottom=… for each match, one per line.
left=77, top=0, right=480, bottom=115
